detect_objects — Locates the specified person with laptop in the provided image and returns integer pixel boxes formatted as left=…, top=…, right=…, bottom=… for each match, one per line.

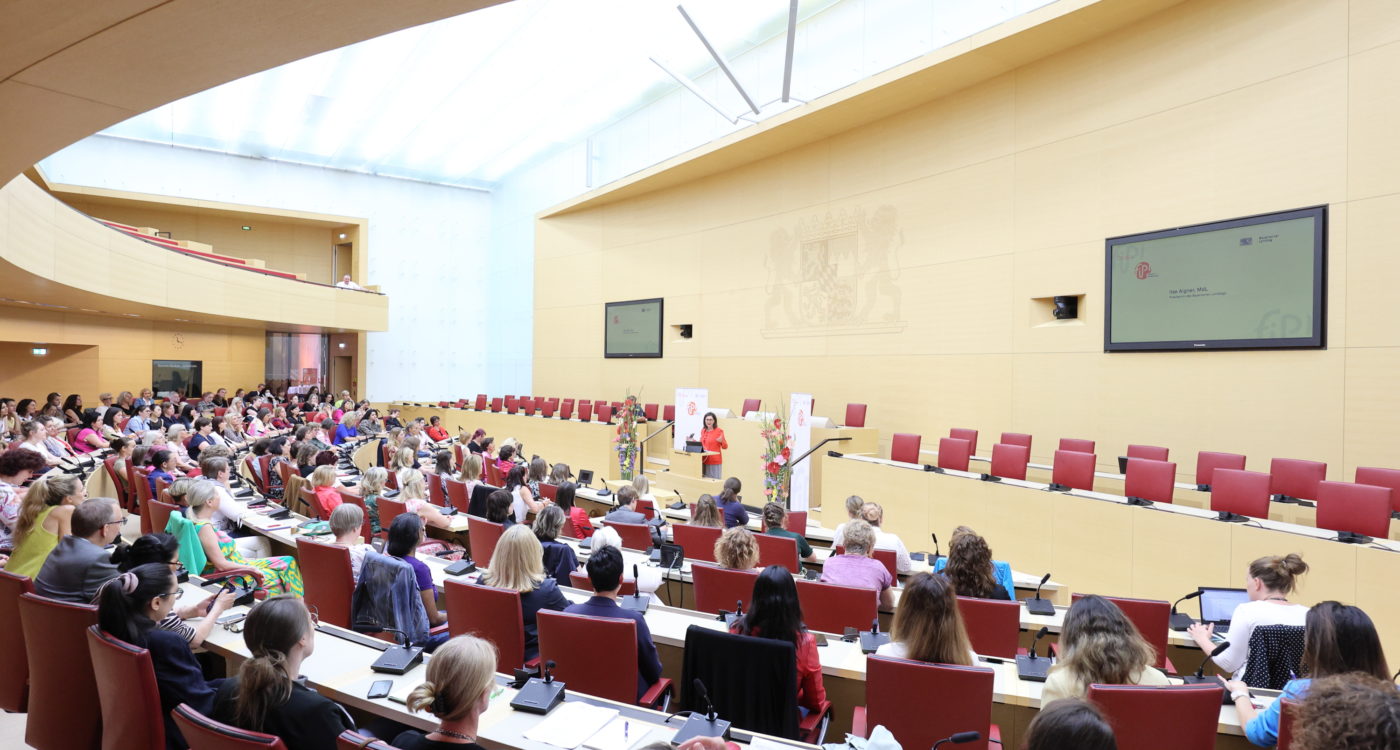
left=1188, top=554, right=1309, bottom=686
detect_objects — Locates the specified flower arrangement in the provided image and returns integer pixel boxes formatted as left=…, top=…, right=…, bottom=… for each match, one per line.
left=613, top=393, right=641, bottom=480
left=760, top=406, right=792, bottom=504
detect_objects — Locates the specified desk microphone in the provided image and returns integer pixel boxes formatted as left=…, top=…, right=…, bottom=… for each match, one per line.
left=1025, top=573, right=1055, bottom=616
left=671, top=678, right=731, bottom=745
left=1182, top=641, right=1230, bottom=684
left=930, top=533, right=942, bottom=563
left=1169, top=590, right=1203, bottom=630
left=932, top=732, right=980, bottom=749
left=368, top=626, right=424, bottom=674
left=621, top=564, right=650, bottom=613
left=1015, top=627, right=1052, bottom=682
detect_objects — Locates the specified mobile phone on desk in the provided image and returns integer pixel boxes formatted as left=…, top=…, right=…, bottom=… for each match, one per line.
left=217, top=612, right=247, bottom=626
left=367, top=680, right=393, bottom=700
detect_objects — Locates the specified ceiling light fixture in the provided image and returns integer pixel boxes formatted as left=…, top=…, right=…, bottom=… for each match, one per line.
left=677, top=4, right=759, bottom=116
left=781, top=0, right=798, bottom=103
left=649, top=57, right=737, bottom=125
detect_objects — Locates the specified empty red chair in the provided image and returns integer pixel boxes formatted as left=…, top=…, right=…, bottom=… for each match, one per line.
left=437, top=401, right=449, bottom=409
left=149, top=497, right=181, bottom=535
left=989, top=443, right=1029, bottom=481
left=1316, top=481, right=1392, bottom=539
left=171, top=703, right=288, bottom=749
left=1210, top=469, right=1272, bottom=518
left=505, top=399, right=519, bottom=415
left=577, top=402, right=592, bottom=422
left=1124, top=458, right=1176, bottom=504
left=568, top=571, right=637, bottom=596
left=560, top=400, right=575, bottom=420
left=0, top=571, right=33, bottom=712
left=474, top=394, right=487, bottom=410
left=1270, top=458, right=1327, bottom=501
left=537, top=610, right=673, bottom=708
left=1195, top=451, right=1246, bottom=488
left=603, top=520, right=652, bottom=551
left=444, top=580, right=536, bottom=672
left=1128, top=444, right=1168, bottom=461
left=788, top=510, right=808, bottom=533
left=692, top=563, right=759, bottom=615
left=1000, top=432, right=1032, bottom=451
left=1052, top=449, right=1096, bottom=491
left=297, top=539, right=354, bottom=628
left=644, top=403, right=659, bottom=421
left=937, top=437, right=972, bottom=472
left=1354, top=466, right=1400, bottom=517
left=1059, top=437, right=1095, bottom=454
left=956, top=596, right=1021, bottom=658
left=427, top=475, right=448, bottom=507
left=19, top=593, right=100, bottom=750
left=87, top=625, right=164, bottom=750
left=340, top=492, right=378, bottom=541
left=891, top=433, right=922, bottom=464
left=597, top=405, right=614, bottom=423
left=755, top=532, right=800, bottom=572
left=673, top=523, right=723, bottom=563
left=538, top=483, right=558, bottom=501
left=541, top=401, right=556, bottom=418
left=854, top=657, right=1000, bottom=750
left=468, top=516, right=505, bottom=566
left=663, top=404, right=675, bottom=422
left=1086, top=683, right=1224, bottom=750
left=445, top=478, right=471, bottom=514
left=742, top=398, right=762, bottom=417
left=844, top=403, right=868, bottom=428
left=795, top=579, right=877, bottom=634
left=949, top=428, right=978, bottom=456
left=454, top=399, right=468, bottom=409
left=489, top=397, right=503, bottom=413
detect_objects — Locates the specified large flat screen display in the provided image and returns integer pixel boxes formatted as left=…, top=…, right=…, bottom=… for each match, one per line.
left=1104, top=206, right=1326, bottom=352
left=604, top=298, right=663, bottom=358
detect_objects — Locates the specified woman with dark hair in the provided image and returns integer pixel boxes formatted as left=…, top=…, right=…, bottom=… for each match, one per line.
left=486, top=489, right=515, bottom=528
left=556, top=482, right=592, bottom=539
left=730, top=565, right=826, bottom=713
left=100, top=407, right=124, bottom=442
left=1226, top=601, right=1391, bottom=746
left=61, top=393, right=84, bottom=426
left=147, top=449, right=177, bottom=498
left=96, top=563, right=221, bottom=749
left=506, top=464, right=545, bottom=524
left=73, top=409, right=106, bottom=453
left=211, top=596, right=355, bottom=749
left=176, top=403, right=197, bottom=430
left=532, top=505, right=579, bottom=588
left=111, top=533, right=237, bottom=647
left=937, top=526, right=1012, bottom=600
left=717, top=476, right=748, bottom=528
left=697, top=412, right=727, bottom=479
left=158, top=402, right=179, bottom=430
left=15, top=397, right=38, bottom=422
left=495, top=443, right=517, bottom=474
left=0, top=447, right=52, bottom=552
left=388, top=513, right=448, bottom=627
left=1041, top=595, right=1170, bottom=702
left=1024, top=698, right=1117, bottom=750
left=876, top=572, right=976, bottom=665
left=41, top=392, right=63, bottom=419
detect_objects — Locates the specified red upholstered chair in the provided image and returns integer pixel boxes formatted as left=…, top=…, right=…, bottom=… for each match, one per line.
left=568, top=570, right=637, bottom=596
left=1127, top=444, right=1169, bottom=461
left=937, top=437, right=972, bottom=472
left=872, top=548, right=898, bottom=580
left=0, top=571, right=33, bottom=712
left=597, top=405, right=613, bottom=423
left=505, top=399, right=519, bottom=415
left=19, top=593, right=100, bottom=750
left=1052, top=449, right=1096, bottom=491
left=538, top=483, right=558, bottom=502
left=300, top=486, right=328, bottom=520
left=890, top=433, right=922, bottom=464
left=742, top=398, right=762, bottom=417
left=475, top=394, right=488, bottom=410
left=437, top=401, right=449, bottom=409
left=1270, top=458, right=1327, bottom=501
left=214, top=407, right=227, bottom=417
left=636, top=499, right=657, bottom=521
left=427, top=475, right=448, bottom=507
left=1209, top=469, right=1272, bottom=518
left=644, top=403, right=659, bottom=421
left=603, top=520, right=652, bottom=551
left=1124, top=458, right=1176, bottom=504
left=755, top=532, right=800, bottom=572
left=444, top=580, right=538, bottom=672
left=853, top=657, right=1000, bottom=750
left=484, top=461, right=503, bottom=487
left=1000, top=432, right=1032, bottom=451
left=537, top=610, right=673, bottom=709
left=541, top=401, right=556, bottom=418
left=1195, top=451, right=1247, bottom=488
left=949, top=428, right=979, bottom=456
left=1059, top=437, right=1095, bottom=454
left=1355, top=466, right=1400, bottom=517
left=989, top=443, right=1030, bottom=481
left=172, top=703, right=288, bottom=749
left=788, top=510, right=808, bottom=534
left=673, top=523, right=723, bottom=563
left=1086, top=683, right=1224, bottom=750
left=103, top=455, right=136, bottom=511
left=955, top=596, right=1021, bottom=659
left=844, top=403, right=868, bottom=428
left=468, top=516, right=505, bottom=567
left=149, top=497, right=181, bottom=535
left=490, top=397, right=503, bottom=413
left=795, top=579, right=878, bottom=634
left=297, top=538, right=354, bottom=628
left=560, top=400, right=575, bottom=420
left=445, top=478, right=471, bottom=513
left=87, top=625, right=164, bottom=750
left=340, top=492, right=378, bottom=541
left=1316, top=481, right=1392, bottom=539
left=1277, top=698, right=1300, bottom=750
left=577, top=403, right=593, bottom=422
left=455, top=399, right=468, bottom=409
left=338, top=731, right=400, bottom=750
left=156, top=476, right=173, bottom=505
left=378, top=496, right=407, bottom=532
left=692, top=563, right=759, bottom=614
left=452, top=444, right=465, bottom=471
left=663, top=404, right=675, bottom=422
left=1065, top=594, right=1176, bottom=673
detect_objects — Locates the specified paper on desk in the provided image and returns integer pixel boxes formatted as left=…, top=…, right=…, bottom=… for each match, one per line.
left=583, top=716, right=673, bottom=750
left=523, top=700, right=619, bottom=749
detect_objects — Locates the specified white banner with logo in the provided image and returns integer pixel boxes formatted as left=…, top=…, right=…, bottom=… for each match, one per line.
left=674, top=388, right=709, bottom=452
left=787, top=392, right=814, bottom=510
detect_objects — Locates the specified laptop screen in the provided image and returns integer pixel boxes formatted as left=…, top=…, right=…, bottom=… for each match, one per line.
left=1198, top=587, right=1250, bottom=623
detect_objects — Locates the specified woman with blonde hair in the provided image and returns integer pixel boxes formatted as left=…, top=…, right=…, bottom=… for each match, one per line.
left=457, top=454, right=483, bottom=496
left=714, top=526, right=759, bottom=571
left=631, top=474, right=655, bottom=502
left=399, top=469, right=451, bottom=530
left=937, top=525, right=1012, bottom=600
left=481, top=525, right=569, bottom=659
left=166, top=423, right=200, bottom=472
left=690, top=494, right=722, bottom=528
left=393, top=445, right=420, bottom=488
left=310, top=464, right=346, bottom=516
left=4, top=473, right=83, bottom=577
left=189, top=481, right=303, bottom=596
left=820, top=520, right=894, bottom=609
left=831, top=495, right=865, bottom=548
left=877, top=572, right=976, bottom=665
left=357, top=466, right=388, bottom=534
left=1040, top=595, right=1170, bottom=702
left=397, top=635, right=498, bottom=749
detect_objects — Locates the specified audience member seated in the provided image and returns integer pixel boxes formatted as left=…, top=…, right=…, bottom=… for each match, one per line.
left=330, top=504, right=375, bottom=582
left=431, top=450, right=454, bottom=491
left=548, top=462, right=573, bottom=485
left=935, top=525, right=1014, bottom=600
left=1040, top=595, right=1171, bottom=703
left=554, top=481, right=592, bottom=539
left=563, top=545, right=664, bottom=701
left=399, top=469, right=452, bottom=529
left=387, top=513, right=447, bottom=627
left=690, top=494, right=722, bottom=528
left=819, top=520, right=894, bottom=609
left=631, top=474, right=656, bottom=503
left=147, top=449, right=179, bottom=497
left=729, top=565, right=826, bottom=714
left=397, top=635, right=497, bottom=750
left=457, top=454, right=483, bottom=499
left=393, top=445, right=421, bottom=486
left=211, top=596, right=355, bottom=750
left=34, top=497, right=122, bottom=600
left=604, top=485, right=663, bottom=545
left=0, top=447, right=50, bottom=552
left=358, top=466, right=388, bottom=534
left=296, top=442, right=319, bottom=478
left=1228, top=601, right=1391, bottom=746
left=73, top=409, right=107, bottom=452
left=1023, top=698, right=1117, bottom=750
left=506, top=465, right=545, bottom=524
left=587, top=526, right=661, bottom=593
left=876, top=572, right=977, bottom=665
left=858, top=502, right=911, bottom=574
left=124, top=403, right=155, bottom=436
left=189, top=481, right=304, bottom=596
left=533, top=505, right=579, bottom=587
left=481, top=525, right=569, bottom=661
left=98, top=563, right=222, bottom=749
left=426, top=415, right=449, bottom=443
left=111, top=533, right=236, bottom=647
left=100, top=408, right=124, bottom=442
left=476, top=436, right=495, bottom=461
left=714, top=526, right=760, bottom=571
left=17, top=420, right=62, bottom=466
left=199, top=453, right=272, bottom=559
left=187, top=417, right=219, bottom=461
left=61, top=394, right=84, bottom=427
left=761, top=502, right=815, bottom=562
left=717, top=477, right=748, bottom=528
left=42, top=417, right=78, bottom=460
left=1294, top=674, right=1400, bottom=750
left=333, top=414, right=359, bottom=445
left=527, top=457, right=551, bottom=497
left=166, top=425, right=199, bottom=471
left=486, top=489, right=516, bottom=528
left=6, top=473, right=83, bottom=577
left=1189, top=553, right=1309, bottom=685
left=311, top=465, right=346, bottom=515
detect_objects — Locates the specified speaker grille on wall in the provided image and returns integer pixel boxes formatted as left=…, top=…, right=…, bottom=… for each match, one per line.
left=1053, top=296, right=1079, bottom=320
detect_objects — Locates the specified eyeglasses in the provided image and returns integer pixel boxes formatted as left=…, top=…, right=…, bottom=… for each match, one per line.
left=105, top=516, right=129, bottom=527
left=156, top=588, right=184, bottom=600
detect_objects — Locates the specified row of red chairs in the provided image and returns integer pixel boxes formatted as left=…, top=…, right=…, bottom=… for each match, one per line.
left=428, top=396, right=874, bottom=428
left=100, top=219, right=305, bottom=282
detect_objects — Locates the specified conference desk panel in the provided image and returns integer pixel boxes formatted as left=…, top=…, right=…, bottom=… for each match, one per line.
left=1129, top=509, right=1234, bottom=604
left=932, top=480, right=1055, bottom=579
left=823, top=456, right=934, bottom=545
left=1354, top=546, right=1400, bottom=676
left=1049, top=491, right=1137, bottom=597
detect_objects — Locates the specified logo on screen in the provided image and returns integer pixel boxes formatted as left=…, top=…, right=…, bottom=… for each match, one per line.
left=1239, top=237, right=1253, bottom=246
left=1135, top=262, right=1152, bottom=280
left=612, top=316, right=620, bottom=324
left=686, top=402, right=697, bottom=416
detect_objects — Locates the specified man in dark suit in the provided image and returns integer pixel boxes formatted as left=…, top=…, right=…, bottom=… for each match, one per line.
left=34, top=497, right=123, bottom=602
left=603, top=486, right=666, bottom=546
left=562, top=545, right=663, bottom=701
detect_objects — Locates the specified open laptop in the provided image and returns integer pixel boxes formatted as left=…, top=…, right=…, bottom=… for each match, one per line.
left=683, top=440, right=704, bottom=453
left=1198, top=586, right=1251, bottom=634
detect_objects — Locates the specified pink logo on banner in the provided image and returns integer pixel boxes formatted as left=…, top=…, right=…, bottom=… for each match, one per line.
left=798, top=410, right=806, bottom=427
left=1135, top=262, right=1152, bottom=280
left=686, top=402, right=697, bottom=416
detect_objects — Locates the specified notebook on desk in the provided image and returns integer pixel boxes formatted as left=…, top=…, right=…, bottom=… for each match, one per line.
left=1198, top=586, right=1250, bottom=633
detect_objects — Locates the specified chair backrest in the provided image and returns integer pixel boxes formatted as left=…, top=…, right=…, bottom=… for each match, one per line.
left=337, top=730, right=399, bottom=750
left=475, top=394, right=488, bottom=410
left=602, top=520, right=652, bottom=551
left=87, top=625, right=164, bottom=750
left=150, top=497, right=181, bottom=536
left=1354, top=466, right=1400, bottom=514
left=0, top=571, right=33, bottom=712
left=467, top=516, right=505, bottom=566
left=1069, top=593, right=1172, bottom=671
left=538, top=483, right=558, bottom=501
left=1086, top=684, right=1223, bottom=750
left=788, top=510, right=808, bottom=534
left=444, top=580, right=526, bottom=672
left=301, top=486, right=327, bottom=519
left=297, top=538, right=355, bottom=628
left=484, top=461, right=504, bottom=486
left=1052, top=449, right=1096, bottom=491
left=741, top=398, right=762, bottom=417
left=949, top=428, right=978, bottom=456
left=643, top=403, right=659, bottom=421
left=682, top=625, right=799, bottom=740
left=999, top=432, right=1032, bottom=451
left=1209, top=469, right=1272, bottom=518
left=937, top=437, right=972, bottom=471
left=597, top=405, right=613, bottom=423
left=1277, top=698, right=1300, bottom=750
left=1316, top=480, right=1392, bottom=539
left=663, top=404, right=675, bottom=422
left=253, top=455, right=274, bottom=493
left=578, top=403, right=593, bottom=422
left=691, top=563, right=759, bottom=614
left=537, top=610, right=641, bottom=704
left=755, top=532, right=800, bottom=573
left=890, top=433, right=921, bottom=464
left=844, top=403, right=868, bottom=428
left=1059, top=438, right=1096, bottom=454
left=955, top=596, right=1021, bottom=658
left=437, top=401, right=449, bottom=409
left=635, top=498, right=657, bottom=520
left=1127, top=444, right=1169, bottom=461
left=341, top=492, right=376, bottom=541
left=560, top=400, right=574, bottom=420
left=541, top=401, right=556, bottom=418
left=1195, top=451, right=1246, bottom=486
left=1124, top=458, right=1176, bottom=504
left=490, top=397, right=503, bottom=413
left=505, top=399, right=519, bottom=415
left=865, top=657, right=996, bottom=750
left=794, top=578, right=877, bottom=634
left=378, top=496, right=407, bottom=532
left=18, top=592, right=101, bottom=750
left=427, top=474, right=448, bottom=507
left=103, top=456, right=134, bottom=510
left=567, top=570, right=637, bottom=596
left=445, top=478, right=471, bottom=513
left=171, top=703, right=288, bottom=749
left=871, top=548, right=898, bottom=580
left=1269, top=458, right=1327, bottom=501
left=673, top=524, right=723, bottom=563
left=989, top=443, right=1030, bottom=480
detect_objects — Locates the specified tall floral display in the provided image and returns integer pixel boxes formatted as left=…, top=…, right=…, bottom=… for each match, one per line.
left=761, top=408, right=792, bottom=504
left=614, top=394, right=641, bottom=480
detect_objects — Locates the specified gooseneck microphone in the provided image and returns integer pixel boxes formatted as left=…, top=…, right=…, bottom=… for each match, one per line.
left=1181, top=642, right=1230, bottom=686
left=1027, top=627, right=1050, bottom=659
left=1015, top=627, right=1053, bottom=682
left=1025, top=573, right=1055, bottom=616
left=543, top=659, right=557, bottom=684
left=633, top=564, right=642, bottom=599
left=932, top=731, right=981, bottom=748
left=671, top=678, right=731, bottom=744
left=931, top=532, right=941, bottom=561
left=1169, top=590, right=1203, bottom=630
left=693, top=678, right=716, bottom=721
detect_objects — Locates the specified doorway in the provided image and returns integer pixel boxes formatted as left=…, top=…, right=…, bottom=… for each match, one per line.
left=330, top=355, right=352, bottom=397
